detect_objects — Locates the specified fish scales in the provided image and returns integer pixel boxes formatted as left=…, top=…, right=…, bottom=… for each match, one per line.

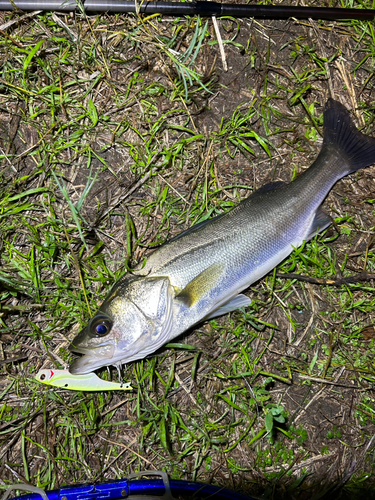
left=69, top=99, right=375, bottom=374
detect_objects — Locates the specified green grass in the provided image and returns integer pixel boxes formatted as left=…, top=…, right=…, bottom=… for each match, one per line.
left=1, top=3, right=375, bottom=499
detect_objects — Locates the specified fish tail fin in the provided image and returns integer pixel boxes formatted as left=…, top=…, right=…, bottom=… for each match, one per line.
left=324, top=98, right=375, bottom=173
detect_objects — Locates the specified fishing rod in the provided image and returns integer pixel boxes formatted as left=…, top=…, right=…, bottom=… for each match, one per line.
left=0, top=0, right=374, bottom=19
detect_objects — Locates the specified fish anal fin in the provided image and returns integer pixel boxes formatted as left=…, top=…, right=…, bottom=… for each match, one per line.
left=204, top=294, right=251, bottom=320
left=306, top=206, right=332, bottom=241
left=176, top=263, right=224, bottom=307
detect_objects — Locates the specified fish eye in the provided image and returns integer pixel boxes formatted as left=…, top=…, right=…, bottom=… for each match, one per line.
left=89, top=315, right=113, bottom=337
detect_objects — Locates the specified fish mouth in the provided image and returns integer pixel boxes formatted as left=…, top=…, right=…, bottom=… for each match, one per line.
left=68, top=337, right=114, bottom=356
left=68, top=337, right=155, bottom=374
left=68, top=346, right=97, bottom=356
left=69, top=343, right=116, bottom=375
left=69, top=355, right=111, bottom=374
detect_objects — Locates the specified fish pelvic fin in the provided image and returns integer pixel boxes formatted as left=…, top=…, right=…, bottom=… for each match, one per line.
left=324, top=98, right=375, bottom=173
left=176, top=263, right=224, bottom=307
left=204, top=294, right=251, bottom=320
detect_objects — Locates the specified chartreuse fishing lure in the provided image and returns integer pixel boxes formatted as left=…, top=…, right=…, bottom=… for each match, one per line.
left=35, top=369, right=131, bottom=391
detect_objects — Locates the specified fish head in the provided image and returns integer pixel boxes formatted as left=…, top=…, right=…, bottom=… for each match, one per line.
left=69, top=275, right=174, bottom=374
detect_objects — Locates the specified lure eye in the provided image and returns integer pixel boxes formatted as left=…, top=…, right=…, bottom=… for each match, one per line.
left=90, top=315, right=112, bottom=337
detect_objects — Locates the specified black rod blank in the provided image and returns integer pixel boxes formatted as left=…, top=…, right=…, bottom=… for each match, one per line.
left=0, top=0, right=374, bottom=19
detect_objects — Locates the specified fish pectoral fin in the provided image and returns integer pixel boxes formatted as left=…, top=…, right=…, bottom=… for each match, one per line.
left=204, top=294, right=251, bottom=320
left=305, top=206, right=332, bottom=241
left=176, top=263, right=224, bottom=307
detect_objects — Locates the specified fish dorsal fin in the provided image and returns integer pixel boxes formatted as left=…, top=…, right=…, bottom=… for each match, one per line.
left=251, top=181, right=286, bottom=195
left=238, top=181, right=286, bottom=208
left=305, top=206, right=332, bottom=241
left=176, top=263, right=224, bottom=307
left=168, top=212, right=226, bottom=244
left=169, top=183, right=285, bottom=244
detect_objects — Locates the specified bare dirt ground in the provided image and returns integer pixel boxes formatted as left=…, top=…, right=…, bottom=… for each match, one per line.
left=1, top=4, right=375, bottom=499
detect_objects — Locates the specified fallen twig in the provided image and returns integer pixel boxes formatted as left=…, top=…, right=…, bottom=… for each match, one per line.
left=276, top=271, right=375, bottom=286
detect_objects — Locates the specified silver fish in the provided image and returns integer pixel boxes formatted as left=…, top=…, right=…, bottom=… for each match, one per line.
left=69, top=99, right=375, bottom=374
